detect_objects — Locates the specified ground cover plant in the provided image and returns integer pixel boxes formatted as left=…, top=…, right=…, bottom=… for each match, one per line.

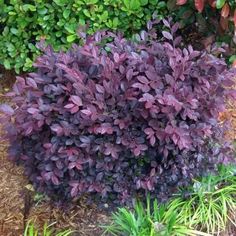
left=102, top=196, right=211, bottom=236
left=0, top=0, right=167, bottom=72
left=103, top=165, right=236, bottom=236
left=0, top=20, right=235, bottom=206
left=168, top=164, right=236, bottom=235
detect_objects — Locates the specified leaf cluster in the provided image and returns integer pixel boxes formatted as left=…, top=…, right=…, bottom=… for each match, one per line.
left=0, top=0, right=167, bottom=72
left=0, top=21, right=235, bottom=205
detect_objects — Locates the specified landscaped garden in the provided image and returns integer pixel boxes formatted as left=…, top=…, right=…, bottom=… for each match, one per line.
left=0, top=0, right=235, bottom=235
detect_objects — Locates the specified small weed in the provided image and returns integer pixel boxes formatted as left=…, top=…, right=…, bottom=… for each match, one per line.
left=24, top=221, right=74, bottom=236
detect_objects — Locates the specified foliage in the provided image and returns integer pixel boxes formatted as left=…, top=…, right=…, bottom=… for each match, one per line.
left=168, top=165, right=236, bottom=234
left=0, top=21, right=235, bottom=205
left=175, top=0, right=236, bottom=27
left=172, top=0, right=236, bottom=51
left=0, top=0, right=167, bottom=73
left=102, top=196, right=211, bottom=236
left=24, top=221, right=73, bottom=236
left=103, top=165, right=236, bottom=236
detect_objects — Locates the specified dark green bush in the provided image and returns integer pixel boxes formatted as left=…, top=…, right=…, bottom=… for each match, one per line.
left=0, top=0, right=167, bottom=73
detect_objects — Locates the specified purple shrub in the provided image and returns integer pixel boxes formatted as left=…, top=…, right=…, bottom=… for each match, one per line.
left=0, top=21, right=235, bottom=205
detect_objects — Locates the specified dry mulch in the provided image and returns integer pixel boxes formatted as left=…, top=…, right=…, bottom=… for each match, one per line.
left=219, top=99, right=236, bottom=141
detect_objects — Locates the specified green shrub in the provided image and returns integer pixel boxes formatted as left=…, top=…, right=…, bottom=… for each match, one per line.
left=0, top=0, right=167, bottom=73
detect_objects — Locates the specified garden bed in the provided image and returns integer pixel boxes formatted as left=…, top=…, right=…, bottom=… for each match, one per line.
left=0, top=56, right=236, bottom=236
left=0, top=6, right=235, bottom=233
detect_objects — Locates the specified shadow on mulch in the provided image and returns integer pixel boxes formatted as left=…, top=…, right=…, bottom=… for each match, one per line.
left=0, top=66, right=16, bottom=94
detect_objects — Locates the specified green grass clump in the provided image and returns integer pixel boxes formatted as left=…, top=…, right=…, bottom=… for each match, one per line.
left=24, top=221, right=74, bottom=236
left=168, top=165, right=236, bottom=235
left=102, top=197, right=211, bottom=236
left=103, top=165, right=236, bottom=236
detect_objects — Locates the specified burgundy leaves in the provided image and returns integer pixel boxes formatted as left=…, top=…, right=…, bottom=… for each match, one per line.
left=2, top=20, right=235, bottom=205
left=0, top=104, right=14, bottom=115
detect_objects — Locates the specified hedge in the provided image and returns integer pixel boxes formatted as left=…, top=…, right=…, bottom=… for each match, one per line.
left=0, top=0, right=167, bottom=73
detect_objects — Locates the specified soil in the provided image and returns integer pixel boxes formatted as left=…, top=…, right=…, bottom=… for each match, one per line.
left=0, top=66, right=16, bottom=94
left=0, top=66, right=235, bottom=236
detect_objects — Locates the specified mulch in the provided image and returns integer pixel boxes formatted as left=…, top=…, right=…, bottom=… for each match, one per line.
left=219, top=99, right=236, bottom=141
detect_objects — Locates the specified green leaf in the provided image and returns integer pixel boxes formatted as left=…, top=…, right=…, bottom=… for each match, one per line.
left=64, top=24, right=75, bottom=34
left=216, top=0, right=226, bottom=9
left=139, top=0, right=148, bottom=6
left=157, top=1, right=166, bottom=8
left=24, top=58, right=33, bottom=68
left=113, top=17, right=119, bottom=28
left=3, top=59, right=11, bottom=69
left=22, top=4, right=36, bottom=11
left=79, top=18, right=85, bottom=25
left=86, top=0, right=99, bottom=4
left=66, top=34, right=76, bottom=43
left=83, top=9, right=91, bottom=17
left=130, top=0, right=141, bottom=10
left=8, top=11, right=16, bottom=15
left=53, top=0, right=67, bottom=6
left=28, top=43, right=36, bottom=51
left=100, top=10, right=108, bottom=21
left=10, top=27, right=18, bottom=34
left=229, top=55, right=236, bottom=63
left=56, top=31, right=62, bottom=37
left=63, top=9, right=70, bottom=19
left=43, top=15, right=50, bottom=20
left=38, top=7, right=48, bottom=15
left=6, top=42, right=15, bottom=52
left=123, top=0, right=130, bottom=9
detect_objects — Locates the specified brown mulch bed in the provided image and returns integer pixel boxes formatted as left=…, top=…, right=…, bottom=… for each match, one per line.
left=219, top=99, right=236, bottom=141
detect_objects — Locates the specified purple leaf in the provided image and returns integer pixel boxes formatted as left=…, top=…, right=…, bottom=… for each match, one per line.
left=27, top=107, right=39, bottom=114
left=0, top=104, right=14, bottom=115
left=71, top=95, right=83, bottom=106
left=26, top=77, right=38, bottom=89
left=162, top=31, right=173, bottom=40
left=137, top=76, right=149, bottom=84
